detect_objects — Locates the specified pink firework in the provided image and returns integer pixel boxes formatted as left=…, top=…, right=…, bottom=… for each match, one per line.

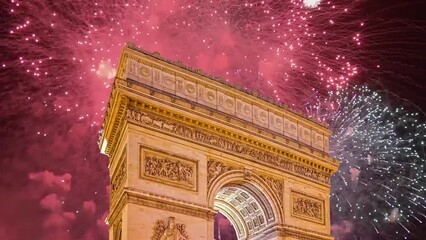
left=0, top=1, right=374, bottom=239
left=2, top=0, right=363, bottom=125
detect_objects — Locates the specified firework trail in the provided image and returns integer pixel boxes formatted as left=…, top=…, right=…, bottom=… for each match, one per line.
left=0, top=0, right=425, bottom=239
left=307, top=86, right=426, bottom=239
left=1, top=0, right=362, bottom=118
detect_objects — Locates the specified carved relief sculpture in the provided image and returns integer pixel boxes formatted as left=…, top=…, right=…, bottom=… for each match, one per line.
left=110, top=152, right=127, bottom=200
left=129, top=108, right=330, bottom=185
left=152, top=217, right=189, bottom=240
left=291, top=191, right=325, bottom=224
left=260, top=175, right=284, bottom=205
left=207, top=160, right=233, bottom=187
left=141, top=148, right=197, bottom=191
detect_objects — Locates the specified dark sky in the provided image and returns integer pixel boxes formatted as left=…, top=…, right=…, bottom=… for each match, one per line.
left=0, top=1, right=425, bottom=240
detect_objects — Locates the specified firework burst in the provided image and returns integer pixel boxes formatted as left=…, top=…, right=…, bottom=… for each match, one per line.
left=1, top=0, right=425, bottom=239
left=308, top=86, right=426, bottom=239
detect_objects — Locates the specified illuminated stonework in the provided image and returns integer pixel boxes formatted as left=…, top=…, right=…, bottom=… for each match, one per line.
left=100, top=44, right=339, bottom=240
left=141, top=147, right=198, bottom=191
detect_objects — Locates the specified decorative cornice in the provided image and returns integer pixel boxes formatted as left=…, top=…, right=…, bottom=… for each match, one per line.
left=100, top=93, right=129, bottom=157
left=108, top=187, right=214, bottom=226
left=126, top=189, right=215, bottom=221
left=126, top=106, right=332, bottom=185
left=123, top=43, right=329, bottom=129
left=264, top=224, right=334, bottom=240
left=121, top=79, right=337, bottom=165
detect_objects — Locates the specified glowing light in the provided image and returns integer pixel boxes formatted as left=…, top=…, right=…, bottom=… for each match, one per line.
left=303, top=0, right=321, bottom=8
left=308, top=86, right=426, bottom=239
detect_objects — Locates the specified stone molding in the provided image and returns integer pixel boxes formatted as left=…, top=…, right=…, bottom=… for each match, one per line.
left=140, top=147, right=198, bottom=191
left=121, top=48, right=331, bottom=154
left=264, top=224, right=334, bottom=240
left=110, top=151, right=127, bottom=201
left=291, top=190, right=325, bottom=225
left=127, top=192, right=214, bottom=221
left=126, top=107, right=331, bottom=185
left=120, top=80, right=337, bottom=166
left=101, top=94, right=129, bottom=157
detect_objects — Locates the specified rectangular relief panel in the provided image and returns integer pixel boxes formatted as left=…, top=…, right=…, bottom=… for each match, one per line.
left=268, top=111, right=284, bottom=134
left=140, top=146, right=198, bottom=191
left=125, top=58, right=153, bottom=85
left=197, top=84, right=217, bottom=109
left=217, top=91, right=236, bottom=115
left=253, top=105, right=269, bottom=128
left=235, top=98, right=252, bottom=121
left=176, top=76, right=197, bottom=101
left=152, top=69, right=176, bottom=94
left=291, top=190, right=325, bottom=224
left=284, top=118, right=298, bottom=139
left=311, top=130, right=324, bottom=151
left=298, top=125, right=312, bottom=146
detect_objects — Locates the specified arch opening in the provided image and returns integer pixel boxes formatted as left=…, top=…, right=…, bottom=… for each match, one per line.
left=213, top=183, right=276, bottom=240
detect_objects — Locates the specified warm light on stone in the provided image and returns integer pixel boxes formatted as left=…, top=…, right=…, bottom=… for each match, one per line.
left=99, top=44, right=339, bottom=240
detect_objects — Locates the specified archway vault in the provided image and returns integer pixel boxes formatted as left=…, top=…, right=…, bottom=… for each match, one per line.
left=101, top=44, right=339, bottom=240
left=208, top=167, right=282, bottom=240
left=214, top=185, right=274, bottom=239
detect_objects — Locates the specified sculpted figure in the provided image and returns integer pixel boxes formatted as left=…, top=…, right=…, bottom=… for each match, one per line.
left=159, top=217, right=188, bottom=240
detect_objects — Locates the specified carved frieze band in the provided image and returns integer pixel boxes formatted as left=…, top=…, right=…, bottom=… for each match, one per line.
left=260, top=175, right=283, bottom=206
left=128, top=108, right=330, bottom=185
left=291, top=191, right=325, bottom=224
left=126, top=192, right=215, bottom=221
left=140, top=147, right=198, bottom=191
left=152, top=217, right=189, bottom=240
left=124, top=57, right=329, bottom=153
left=110, top=151, right=127, bottom=201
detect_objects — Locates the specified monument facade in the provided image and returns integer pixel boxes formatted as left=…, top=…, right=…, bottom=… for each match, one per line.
left=99, top=44, right=339, bottom=240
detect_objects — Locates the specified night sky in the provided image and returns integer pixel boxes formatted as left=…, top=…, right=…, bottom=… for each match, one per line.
left=0, top=0, right=425, bottom=240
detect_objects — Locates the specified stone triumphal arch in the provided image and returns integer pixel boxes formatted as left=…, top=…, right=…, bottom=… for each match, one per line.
left=100, top=44, right=339, bottom=240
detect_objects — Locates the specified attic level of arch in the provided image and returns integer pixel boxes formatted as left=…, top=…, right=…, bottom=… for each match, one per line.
left=102, top=77, right=338, bottom=178
left=100, top=45, right=337, bottom=240
left=113, top=46, right=333, bottom=148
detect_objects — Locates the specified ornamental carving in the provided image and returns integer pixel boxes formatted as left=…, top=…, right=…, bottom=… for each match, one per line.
left=141, top=148, right=197, bottom=191
left=207, top=160, right=233, bottom=187
left=260, top=175, right=283, bottom=205
left=123, top=48, right=331, bottom=154
left=291, top=191, right=324, bottom=224
left=128, top=108, right=330, bottom=185
left=110, top=151, right=126, bottom=200
left=152, top=216, right=189, bottom=240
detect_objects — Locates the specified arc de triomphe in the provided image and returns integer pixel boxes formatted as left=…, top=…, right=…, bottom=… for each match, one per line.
left=99, top=44, right=339, bottom=240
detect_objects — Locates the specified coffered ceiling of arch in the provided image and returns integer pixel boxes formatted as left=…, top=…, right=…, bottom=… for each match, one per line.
left=215, top=187, right=270, bottom=237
